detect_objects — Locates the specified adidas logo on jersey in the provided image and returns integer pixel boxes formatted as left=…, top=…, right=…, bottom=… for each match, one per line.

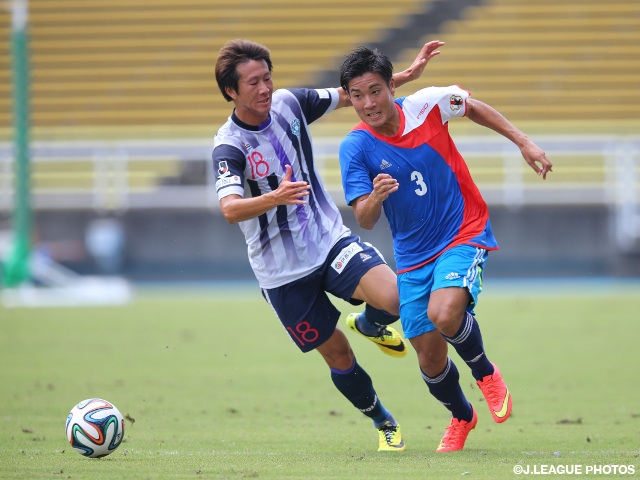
left=445, top=272, right=460, bottom=280
left=380, top=159, right=392, bottom=170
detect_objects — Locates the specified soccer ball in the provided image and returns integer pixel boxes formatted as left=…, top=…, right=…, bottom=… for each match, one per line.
left=65, top=398, right=125, bottom=458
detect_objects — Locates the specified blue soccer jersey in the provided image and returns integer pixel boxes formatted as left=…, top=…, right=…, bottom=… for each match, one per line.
left=213, top=88, right=351, bottom=288
left=339, top=85, right=498, bottom=273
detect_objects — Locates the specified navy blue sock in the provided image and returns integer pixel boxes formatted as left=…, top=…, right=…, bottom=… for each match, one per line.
left=364, top=304, right=400, bottom=326
left=421, top=358, right=473, bottom=421
left=444, top=312, right=494, bottom=381
left=355, top=305, right=400, bottom=336
left=331, top=359, right=393, bottom=427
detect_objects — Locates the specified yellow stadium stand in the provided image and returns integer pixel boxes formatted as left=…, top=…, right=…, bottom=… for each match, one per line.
left=311, top=0, right=640, bottom=193
left=0, top=0, right=428, bottom=195
left=394, top=0, right=640, bottom=124
left=0, top=0, right=427, bottom=134
left=1, top=0, right=637, bottom=200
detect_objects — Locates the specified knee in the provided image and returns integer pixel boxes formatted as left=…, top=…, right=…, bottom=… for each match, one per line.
left=325, top=349, right=355, bottom=371
left=410, top=332, right=448, bottom=377
left=318, top=332, right=355, bottom=370
left=427, top=303, right=462, bottom=334
left=416, top=347, right=448, bottom=377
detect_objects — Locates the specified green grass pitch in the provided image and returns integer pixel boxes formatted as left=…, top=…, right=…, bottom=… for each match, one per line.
left=1, top=282, right=639, bottom=479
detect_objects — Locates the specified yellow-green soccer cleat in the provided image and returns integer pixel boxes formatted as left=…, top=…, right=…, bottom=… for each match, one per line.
left=377, top=422, right=406, bottom=451
left=346, top=313, right=407, bottom=358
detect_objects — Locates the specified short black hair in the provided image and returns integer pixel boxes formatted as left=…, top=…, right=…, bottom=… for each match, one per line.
left=340, top=46, right=394, bottom=93
left=215, top=39, right=273, bottom=102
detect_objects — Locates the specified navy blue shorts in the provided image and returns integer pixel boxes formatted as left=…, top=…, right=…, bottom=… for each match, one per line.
left=261, top=235, right=387, bottom=352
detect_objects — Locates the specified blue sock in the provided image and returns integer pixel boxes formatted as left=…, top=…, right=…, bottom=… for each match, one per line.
left=421, top=358, right=473, bottom=421
left=355, top=305, right=400, bottom=336
left=330, top=359, right=394, bottom=427
left=444, top=312, right=494, bottom=381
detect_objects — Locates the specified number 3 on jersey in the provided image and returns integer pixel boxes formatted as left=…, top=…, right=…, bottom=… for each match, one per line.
left=411, top=170, right=427, bottom=196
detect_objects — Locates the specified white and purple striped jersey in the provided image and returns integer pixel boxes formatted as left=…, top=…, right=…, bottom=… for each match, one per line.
left=212, top=88, right=351, bottom=288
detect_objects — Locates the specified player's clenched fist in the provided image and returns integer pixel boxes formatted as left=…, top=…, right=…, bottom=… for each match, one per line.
left=371, top=173, right=399, bottom=202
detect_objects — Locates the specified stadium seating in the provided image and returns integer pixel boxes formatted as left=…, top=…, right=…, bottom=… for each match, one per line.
left=0, top=0, right=427, bottom=193
left=312, top=0, right=640, bottom=192
left=322, top=0, right=640, bottom=129
left=1, top=0, right=637, bottom=195
left=393, top=0, right=640, bottom=123
left=0, top=0, right=427, bottom=131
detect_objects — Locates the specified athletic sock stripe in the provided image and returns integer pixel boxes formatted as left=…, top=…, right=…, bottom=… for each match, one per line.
left=330, top=358, right=357, bottom=375
left=447, top=312, right=473, bottom=345
left=421, top=357, right=452, bottom=384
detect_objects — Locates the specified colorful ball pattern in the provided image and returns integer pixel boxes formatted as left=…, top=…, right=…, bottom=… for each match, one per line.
left=65, top=398, right=125, bottom=458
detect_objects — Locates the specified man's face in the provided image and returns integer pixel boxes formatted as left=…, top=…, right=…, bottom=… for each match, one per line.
left=347, top=72, right=397, bottom=134
left=226, top=59, right=273, bottom=126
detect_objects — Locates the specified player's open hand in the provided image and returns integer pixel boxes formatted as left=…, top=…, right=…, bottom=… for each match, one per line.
left=521, top=142, right=553, bottom=180
left=402, top=40, right=445, bottom=83
left=276, top=164, right=311, bottom=204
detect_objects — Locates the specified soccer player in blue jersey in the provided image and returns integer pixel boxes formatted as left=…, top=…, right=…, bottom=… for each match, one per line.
left=212, top=39, right=443, bottom=451
left=338, top=46, right=553, bottom=452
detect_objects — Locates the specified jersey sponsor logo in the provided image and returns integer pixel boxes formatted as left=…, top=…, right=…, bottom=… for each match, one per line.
left=216, top=175, right=241, bottom=189
left=218, top=160, right=231, bottom=177
left=450, top=95, right=463, bottom=111
left=291, top=118, right=301, bottom=136
left=242, top=142, right=253, bottom=152
left=380, top=159, right=392, bottom=170
left=417, top=102, right=429, bottom=119
left=359, top=252, right=372, bottom=261
left=331, top=242, right=364, bottom=274
left=445, top=272, right=460, bottom=280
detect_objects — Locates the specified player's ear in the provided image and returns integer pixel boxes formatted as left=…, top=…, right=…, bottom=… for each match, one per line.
left=225, top=87, right=237, bottom=101
left=389, top=77, right=396, bottom=95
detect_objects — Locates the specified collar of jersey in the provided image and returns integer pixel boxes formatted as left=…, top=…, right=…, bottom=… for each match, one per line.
left=232, top=110, right=272, bottom=131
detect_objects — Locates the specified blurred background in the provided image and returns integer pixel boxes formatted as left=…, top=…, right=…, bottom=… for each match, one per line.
left=1, top=0, right=639, bottom=302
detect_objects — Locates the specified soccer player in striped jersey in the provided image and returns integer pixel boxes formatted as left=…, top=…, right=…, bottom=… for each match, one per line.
left=212, top=39, right=443, bottom=451
left=338, top=46, right=553, bottom=452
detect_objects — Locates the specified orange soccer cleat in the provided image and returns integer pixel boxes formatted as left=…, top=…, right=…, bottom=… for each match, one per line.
left=476, top=362, right=512, bottom=423
left=436, top=406, right=478, bottom=453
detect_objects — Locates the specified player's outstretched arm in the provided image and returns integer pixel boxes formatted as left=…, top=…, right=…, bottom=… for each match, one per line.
left=220, top=165, right=310, bottom=224
left=335, top=40, right=444, bottom=109
left=466, top=99, right=554, bottom=179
